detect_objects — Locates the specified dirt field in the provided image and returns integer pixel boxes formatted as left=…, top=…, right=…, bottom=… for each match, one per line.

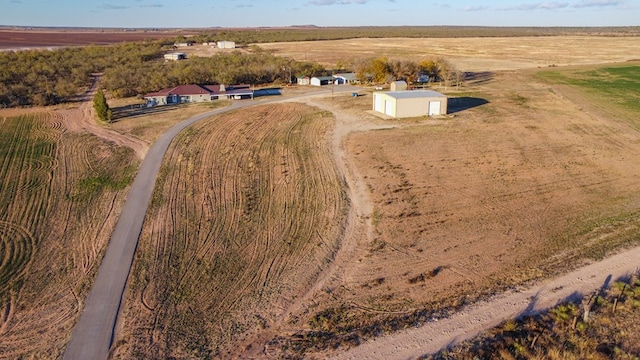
left=112, top=103, right=348, bottom=358
left=258, top=36, right=640, bottom=71
left=0, top=109, right=137, bottom=358
left=256, top=63, right=640, bottom=357
left=0, top=29, right=191, bottom=50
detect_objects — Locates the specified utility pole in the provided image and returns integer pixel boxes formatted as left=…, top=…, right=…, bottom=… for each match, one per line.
left=331, top=70, right=334, bottom=98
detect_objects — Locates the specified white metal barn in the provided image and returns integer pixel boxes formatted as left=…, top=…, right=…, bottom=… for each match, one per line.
left=164, top=52, right=186, bottom=61
left=217, top=41, right=236, bottom=49
left=372, top=90, right=448, bottom=118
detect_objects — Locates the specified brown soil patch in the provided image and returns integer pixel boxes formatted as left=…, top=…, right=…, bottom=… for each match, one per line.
left=258, top=36, right=640, bottom=71
left=0, top=111, right=137, bottom=358
left=0, top=29, right=192, bottom=50
left=114, top=103, right=348, bottom=358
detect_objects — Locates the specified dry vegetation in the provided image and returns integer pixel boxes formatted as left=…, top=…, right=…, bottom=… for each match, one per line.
left=425, top=273, right=640, bottom=359
left=2, top=32, right=640, bottom=359
left=0, top=110, right=137, bottom=358
left=108, top=99, right=231, bottom=144
left=113, top=103, right=348, bottom=358
left=258, top=36, right=640, bottom=71
left=268, top=64, right=640, bottom=357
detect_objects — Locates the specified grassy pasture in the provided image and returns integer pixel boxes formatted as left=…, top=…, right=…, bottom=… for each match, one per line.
left=538, top=63, right=640, bottom=119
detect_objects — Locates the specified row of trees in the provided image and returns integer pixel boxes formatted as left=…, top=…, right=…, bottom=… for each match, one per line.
left=350, top=57, right=462, bottom=88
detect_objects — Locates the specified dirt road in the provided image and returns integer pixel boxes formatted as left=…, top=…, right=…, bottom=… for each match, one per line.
left=59, top=76, right=149, bottom=159
left=333, top=245, right=640, bottom=359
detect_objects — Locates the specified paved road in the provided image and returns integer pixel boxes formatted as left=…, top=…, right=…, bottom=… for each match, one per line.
left=62, top=102, right=249, bottom=360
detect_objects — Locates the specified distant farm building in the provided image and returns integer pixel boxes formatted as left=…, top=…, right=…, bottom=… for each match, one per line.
left=373, top=90, right=448, bottom=118
left=310, top=76, right=333, bottom=86
left=297, top=76, right=311, bottom=85
left=390, top=80, right=408, bottom=91
left=174, top=42, right=193, bottom=47
left=333, top=73, right=358, bottom=85
left=164, top=52, right=186, bottom=61
left=144, top=84, right=253, bottom=106
left=217, top=41, right=236, bottom=49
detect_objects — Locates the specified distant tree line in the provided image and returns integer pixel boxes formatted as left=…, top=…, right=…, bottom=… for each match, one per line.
left=185, top=26, right=640, bottom=45
left=0, top=42, right=327, bottom=107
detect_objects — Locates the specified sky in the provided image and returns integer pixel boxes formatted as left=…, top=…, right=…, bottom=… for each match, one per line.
left=0, top=0, right=637, bottom=28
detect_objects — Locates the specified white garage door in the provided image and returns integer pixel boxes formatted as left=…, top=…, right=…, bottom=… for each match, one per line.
left=428, top=101, right=441, bottom=116
left=374, top=94, right=384, bottom=113
left=385, top=100, right=394, bottom=116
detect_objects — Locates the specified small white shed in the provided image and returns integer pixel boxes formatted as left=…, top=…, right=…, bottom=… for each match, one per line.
left=390, top=80, right=408, bottom=91
left=373, top=90, right=448, bottom=118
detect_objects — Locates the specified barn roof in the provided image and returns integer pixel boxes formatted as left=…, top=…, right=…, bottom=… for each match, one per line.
left=382, top=90, right=446, bottom=99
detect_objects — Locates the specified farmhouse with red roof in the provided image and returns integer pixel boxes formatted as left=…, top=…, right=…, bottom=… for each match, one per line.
left=144, top=84, right=253, bottom=106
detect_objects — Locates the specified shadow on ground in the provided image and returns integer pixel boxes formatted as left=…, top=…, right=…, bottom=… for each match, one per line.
left=464, top=71, right=494, bottom=86
left=448, top=97, right=489, bottom=114
left=111, top=103, right=184, bottom=121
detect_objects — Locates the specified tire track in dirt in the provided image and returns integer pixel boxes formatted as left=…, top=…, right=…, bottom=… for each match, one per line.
left=57, top=76, right=149, bottom=160
left=115, top=101, right=349, bottom=358
left=333, top=244, right=640, bottom=359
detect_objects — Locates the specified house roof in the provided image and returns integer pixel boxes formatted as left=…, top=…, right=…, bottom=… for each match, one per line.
left=380, top=90, right=446, bottom=99
left=144, top=84, right=252, bottom=98
left=334, top=73, right=357, bottom=81
left=312, top=76, right=334, bottom=81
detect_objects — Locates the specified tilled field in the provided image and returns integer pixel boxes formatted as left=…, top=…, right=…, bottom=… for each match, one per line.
left=115, top=103, right=347, bottom=358
left=0, top=111, right=136, bottom=358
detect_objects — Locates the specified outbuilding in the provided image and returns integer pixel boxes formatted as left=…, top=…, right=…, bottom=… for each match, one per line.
left=310, top=76, right=333, bottom=86
left=217, top=41, right=236, bottom=49
left=333, top=73, right=358, bottom=85
left=297, top=76, right=310, bottom=85
left=372, top=90, right=448, bottom=118
left=164, top=52, right=186, bottom=61
left=390, top=80, right=408, bottom=91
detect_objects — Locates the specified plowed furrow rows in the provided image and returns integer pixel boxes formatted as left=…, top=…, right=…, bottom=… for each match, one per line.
left=0, top=110, right=137, bottom=357
left=122, top=103, right=347, bottom=358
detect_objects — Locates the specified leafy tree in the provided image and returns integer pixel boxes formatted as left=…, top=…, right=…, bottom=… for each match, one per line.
left=93, top=90, right=112, bottom=122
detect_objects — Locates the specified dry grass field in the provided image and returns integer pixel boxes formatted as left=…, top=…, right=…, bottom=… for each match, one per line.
left=0, top=110, right=137, bottom=358
left=112, top=103, right=348, bottom=358
left=265, top=63, right=640, bottom=357
left=258, top=36, right=640, bottom=71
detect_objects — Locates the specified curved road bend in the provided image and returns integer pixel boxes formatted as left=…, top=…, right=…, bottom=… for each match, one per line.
left=63, top=101, right=248, bottom=360
left=63, top=86, right=358, bottom=360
